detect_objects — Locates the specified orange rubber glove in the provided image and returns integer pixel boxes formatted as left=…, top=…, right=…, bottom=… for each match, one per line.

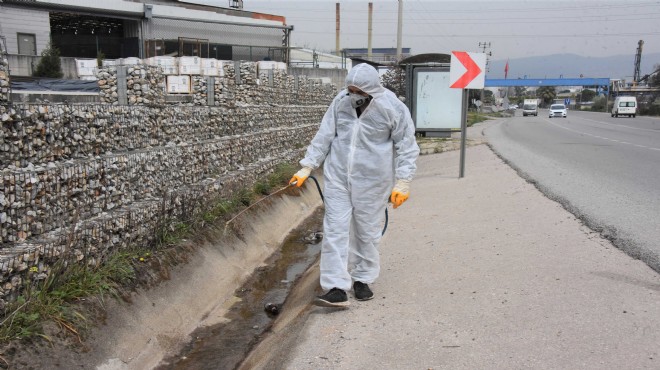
left=289, top=167, right=312, bottom=187
left=390, top=179, right=411, bottom=209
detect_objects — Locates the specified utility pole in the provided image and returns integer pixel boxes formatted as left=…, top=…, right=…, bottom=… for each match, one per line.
left=397, top=0, right=403, bottom=60
left=368, top=2, right=373, bottom=59
left=336, top=3, right=341, bottom=56
left=633, top=39, right=643, bottom=86
left=478, top=42, right=492, bottom=110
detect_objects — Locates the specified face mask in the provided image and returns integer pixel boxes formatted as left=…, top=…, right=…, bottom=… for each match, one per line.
left=349, top=93, right=369, bottom=109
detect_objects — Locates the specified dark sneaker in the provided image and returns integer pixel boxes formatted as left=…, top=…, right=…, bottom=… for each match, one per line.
left=314, top=288, right=349, bottom=307
left=353, top=281, right=374, bottom=301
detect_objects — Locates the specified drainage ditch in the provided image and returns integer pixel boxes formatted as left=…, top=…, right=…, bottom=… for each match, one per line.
left=155, top=208, right=324, bottom=370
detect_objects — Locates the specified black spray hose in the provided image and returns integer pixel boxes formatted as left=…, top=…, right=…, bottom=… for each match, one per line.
left=307, top=175, right=388, bottom=236
left=308, top=175, right=324, bottom=203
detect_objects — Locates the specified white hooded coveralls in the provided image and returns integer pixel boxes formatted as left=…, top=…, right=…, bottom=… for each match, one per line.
left=300, top=64, right=420, bottom=291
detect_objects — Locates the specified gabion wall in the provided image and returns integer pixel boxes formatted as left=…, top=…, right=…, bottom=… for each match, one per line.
left=0, top=50, right=9, bottom=103
left=98, top=64, right=166, bottom=105
left=0, top=60, right=336, bottom=305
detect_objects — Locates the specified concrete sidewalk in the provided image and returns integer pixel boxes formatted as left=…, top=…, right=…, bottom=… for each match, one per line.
left=281, top=139, right=660, bottom=369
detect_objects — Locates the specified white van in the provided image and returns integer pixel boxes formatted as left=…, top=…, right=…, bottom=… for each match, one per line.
left=612, top=96, right=637, bottom=118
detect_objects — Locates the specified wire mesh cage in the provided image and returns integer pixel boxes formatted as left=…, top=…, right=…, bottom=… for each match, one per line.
left=0, top=35, right=11, bottom=103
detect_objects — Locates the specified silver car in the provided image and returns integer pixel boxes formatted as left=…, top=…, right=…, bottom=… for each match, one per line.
left=549, top=104, right=567, bottom=118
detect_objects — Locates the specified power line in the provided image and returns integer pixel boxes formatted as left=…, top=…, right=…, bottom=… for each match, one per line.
left=284, top=14, right=660, bottom=26
left=298, top=30, right=660, bottom=38
left=248, top=1, right=660, bottom=15
left=396, top=2, right=659, bottom=14
left=433, top=32, right=660, bottom=39
left=408, top=0, right=452, bottom=52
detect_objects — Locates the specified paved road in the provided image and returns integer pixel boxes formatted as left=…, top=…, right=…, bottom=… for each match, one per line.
left=250, top=135, right=660, bottom=370
left=485, top=110, right=660, bottom=273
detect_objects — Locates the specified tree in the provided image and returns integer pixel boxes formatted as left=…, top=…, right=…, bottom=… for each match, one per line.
left=514, top=86, right=526, bottom=97
left=381, top=66, right=406, bottom=98
left=536, top=86, right=556, bottom=106
left=96, top=51, right=106, bottom=68
left=483, top=89, right=494, bottom=104
left=591, top=96, right=607, bottom=111
left=649, top=63, right=660, bottom=87
left=33, top=44, right=63, bottom=78
left=577, top=89, right=597, bottom=102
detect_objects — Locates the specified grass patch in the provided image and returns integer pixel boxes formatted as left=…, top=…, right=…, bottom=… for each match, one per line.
left=0, top=248, right=144, bottom=343
left=254, top=181, right=272, bottom=196
left=158, top=162, right=298, bottom=246
left=158, top=222, right=192, bottom=246
left=467, top=111, right=509, bottom=126
left=202, top=199, right=238, bottom=224
left=268, top=163, right=297, bottom=188
left=467, top=112, right=488, bottom=126
left=416, top=137, right=451, bottom=144
left=236, top=188, right=254, bottom=207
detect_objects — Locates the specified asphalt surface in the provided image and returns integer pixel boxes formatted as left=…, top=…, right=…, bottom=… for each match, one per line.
left=277, top=122, right=660, bottom=370
left=485, top=110, right=660, bottom=274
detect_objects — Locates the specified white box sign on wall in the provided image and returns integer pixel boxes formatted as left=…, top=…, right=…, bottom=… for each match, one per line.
left=166, top=75, right=191, bottom=94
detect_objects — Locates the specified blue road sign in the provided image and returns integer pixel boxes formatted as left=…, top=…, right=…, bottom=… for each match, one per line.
left=564, top=98, right=570, bottom=106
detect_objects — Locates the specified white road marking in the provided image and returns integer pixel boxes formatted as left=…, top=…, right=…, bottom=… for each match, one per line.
left=542, top=118, right=660, bottom=152
left=581, top=117, right=659, bottom=132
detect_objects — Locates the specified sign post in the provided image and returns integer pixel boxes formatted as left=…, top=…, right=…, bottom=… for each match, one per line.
left=459, top=89, right=468, bottom=178
left=449, top=51, right=486, bottom=178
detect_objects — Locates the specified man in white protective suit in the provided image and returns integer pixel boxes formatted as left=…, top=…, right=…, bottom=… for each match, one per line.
left=290, top=63, right=420, bottom=307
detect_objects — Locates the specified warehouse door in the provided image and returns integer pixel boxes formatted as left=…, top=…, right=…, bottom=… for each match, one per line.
left=17, top=33, right=37, bottom=55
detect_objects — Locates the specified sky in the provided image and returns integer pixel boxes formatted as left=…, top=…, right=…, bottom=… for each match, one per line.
left=229, top=0, right=660, bottom=63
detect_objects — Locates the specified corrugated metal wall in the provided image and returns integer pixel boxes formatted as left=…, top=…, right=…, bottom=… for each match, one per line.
left=145, top=16, right=288, bottom=61
left=0, top=5, right=51, bottom=55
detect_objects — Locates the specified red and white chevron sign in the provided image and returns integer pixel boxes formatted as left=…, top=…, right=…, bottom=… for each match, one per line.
left=449, top=51, right=486, bottom=89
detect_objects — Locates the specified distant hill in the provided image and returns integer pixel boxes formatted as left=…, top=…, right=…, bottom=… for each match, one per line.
left=487, top=53, right=660, bottom=81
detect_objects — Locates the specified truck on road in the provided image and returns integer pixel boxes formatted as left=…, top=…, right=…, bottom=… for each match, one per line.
left=522, top=99, right=540, bottom=116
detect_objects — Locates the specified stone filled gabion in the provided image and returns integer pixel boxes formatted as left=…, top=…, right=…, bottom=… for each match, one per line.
left=0, top=50, right=10, bottom=103
left=97, top=67, right=118, bottom=104
left=192, top=76, right=207, bottom=106
left=126, top=64, right=165, bottom=106
left=0, top=104, right=327, bottom=168
left=96, top=64, right=166, bottom=106
left=0, top=106, right=324, bottom=243
left=1, top=59, right=336, bottom=305
left=213, top=76, right=224, bottom=106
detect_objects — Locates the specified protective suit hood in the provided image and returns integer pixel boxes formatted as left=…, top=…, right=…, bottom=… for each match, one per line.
left=345, top=64, right=385, bottom=97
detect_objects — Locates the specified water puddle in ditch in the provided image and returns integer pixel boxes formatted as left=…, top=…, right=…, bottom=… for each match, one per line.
left=155, top=208, right=324, bottom=370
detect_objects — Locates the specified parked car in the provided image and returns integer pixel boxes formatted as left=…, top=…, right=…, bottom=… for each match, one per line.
left=549, top=104, right=567, bottom=118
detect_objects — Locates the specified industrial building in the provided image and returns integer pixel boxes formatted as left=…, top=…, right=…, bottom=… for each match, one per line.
left=0, top=0, right=292, bottom=62
left=343, top=47, right=411, bottom=65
